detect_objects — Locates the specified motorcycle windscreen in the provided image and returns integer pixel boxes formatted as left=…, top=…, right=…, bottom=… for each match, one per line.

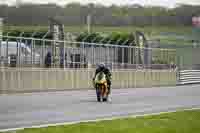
left=95, top=72, right=107, bottom=84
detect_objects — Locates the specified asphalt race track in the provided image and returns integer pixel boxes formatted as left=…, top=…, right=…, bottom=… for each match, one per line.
left=1, top=85, right=200, bottom=131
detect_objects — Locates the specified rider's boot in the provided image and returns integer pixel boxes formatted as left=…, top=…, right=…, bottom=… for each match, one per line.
left=107, top=84, right=112, bottom=102
left=108, top=85, right=111, bottom=94
left=106, top=77, right=111, bottom=94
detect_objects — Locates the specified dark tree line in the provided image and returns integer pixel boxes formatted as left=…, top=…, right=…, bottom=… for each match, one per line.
left=0, top=3, right=200, bottom=26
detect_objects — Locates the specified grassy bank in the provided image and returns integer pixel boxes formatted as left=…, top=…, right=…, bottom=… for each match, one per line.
left=2, top=25, right=195, bottom=48
left=3, top=25, right=192, bottom=35
left=4, top=109, right=200, bottom=133
left=3, top=25, right=194, bottom=45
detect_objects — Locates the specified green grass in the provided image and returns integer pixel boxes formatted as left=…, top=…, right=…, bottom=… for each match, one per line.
left=3, top=25, right=195, bottom=46
left=176, top=48, right=200, bottom=68
left=3, top=25, right=193, bottom=35
left=5, top=109, right=200, bottom=133
left=3, top=25, right=194, bottom=46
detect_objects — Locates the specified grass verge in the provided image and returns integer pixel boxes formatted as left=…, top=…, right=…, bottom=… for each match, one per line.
left=3, top=25, right=194, bottom=46
left=3, top=25, right=192, bottom=35
left=4, top=109, right=200, bottom=133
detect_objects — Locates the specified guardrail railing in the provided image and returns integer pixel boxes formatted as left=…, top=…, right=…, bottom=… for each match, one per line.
left=179, top=70, right=200, bottom=85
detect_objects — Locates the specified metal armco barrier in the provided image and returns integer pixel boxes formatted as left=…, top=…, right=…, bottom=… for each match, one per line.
left=179, top=70, right=200, bottom=85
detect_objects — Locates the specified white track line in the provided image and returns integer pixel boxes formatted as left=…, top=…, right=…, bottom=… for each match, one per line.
left=1, top=107, right=200, bottom=133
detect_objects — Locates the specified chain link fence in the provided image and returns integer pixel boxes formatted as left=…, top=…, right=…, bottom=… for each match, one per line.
left=0, top=35, right=176, bottom=70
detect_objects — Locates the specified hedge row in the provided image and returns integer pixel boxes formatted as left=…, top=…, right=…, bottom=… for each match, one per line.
left=76, top=32, right=136, bottom=46
left=3, top=30, right=136, bottom=46
left=3, top=30, right=53, bottom=41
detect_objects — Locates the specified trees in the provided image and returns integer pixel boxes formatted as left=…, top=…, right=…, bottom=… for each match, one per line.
left=0, top=3, right=199, bottom=26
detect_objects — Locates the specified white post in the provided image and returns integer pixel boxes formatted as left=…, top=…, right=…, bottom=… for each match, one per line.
left=0, top=18, right=3, bottom=66
left=63, top=39, right=66, bottom=69
left=16, top=0, right=21, bottom=8
left=0, top=18, right=2, bottom=39
left=87, top=14, right=91, bottom=34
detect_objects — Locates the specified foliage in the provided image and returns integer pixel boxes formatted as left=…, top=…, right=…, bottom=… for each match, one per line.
left=3, top=30, right=53, bottom=39
left=152, top=59, right=169, bottom=64
left=76, top=32, right=101, bottom=43
left=0, top=3, right=200, bottom=26
left=75, top=32, right=135, bottom=46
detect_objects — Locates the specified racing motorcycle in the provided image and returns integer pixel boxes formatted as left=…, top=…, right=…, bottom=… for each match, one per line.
left=94, top=71, right=109, bottom=102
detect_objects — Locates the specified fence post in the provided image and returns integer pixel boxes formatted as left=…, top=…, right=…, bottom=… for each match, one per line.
left=178, top=53, right=184, bottom=85
left=0, top=18, right=3, bottom=67
left=63, top=40, right=66, bottom=69
left=31, top=39, right=33, bottom=66
left=122, top=47, right=124, bottom=69
left=15, top=40, right=19, bottom=67
left=19, top=32, right=24, bottom=68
